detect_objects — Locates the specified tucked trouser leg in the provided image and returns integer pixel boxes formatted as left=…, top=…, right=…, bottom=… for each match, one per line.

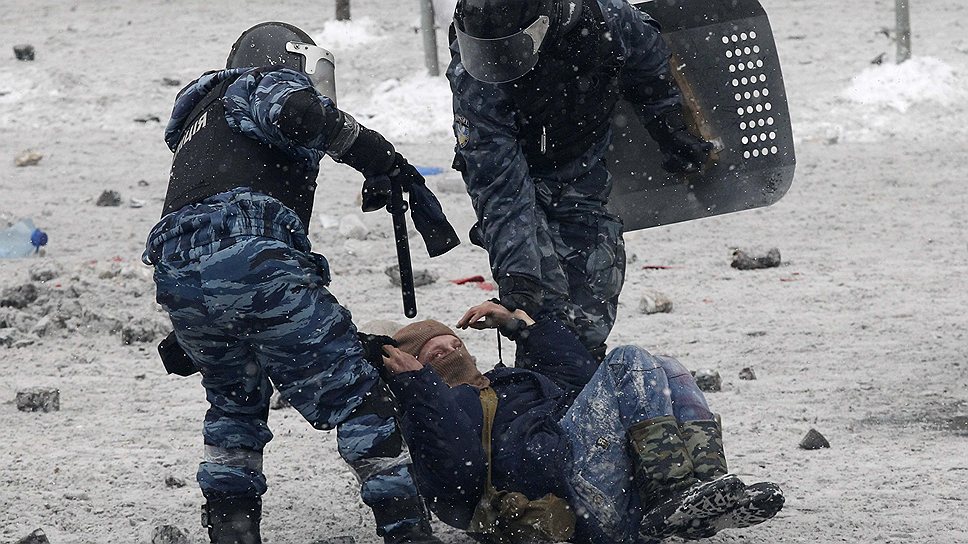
left=336, top=383, right=427, bottom=536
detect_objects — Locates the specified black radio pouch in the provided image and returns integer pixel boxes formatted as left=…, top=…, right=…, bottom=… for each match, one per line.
left=158, top=331, right=200, bottom=377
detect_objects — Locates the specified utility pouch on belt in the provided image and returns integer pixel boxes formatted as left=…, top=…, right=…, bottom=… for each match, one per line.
left=469, top=387, right=575, bottom=543
left=158, top=331, right=199, bottom=377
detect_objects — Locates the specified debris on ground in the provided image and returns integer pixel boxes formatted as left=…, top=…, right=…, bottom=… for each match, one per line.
left=692, top=369, right=723, bottom=392
left=731, top=247, right=782, bottom=270
left=386, top=265, right=437, bottom=288
left=639, top=290, right=674, bottom=314
left=164, top=475, right=187, bottom=488
left=1, top=283, right=39, bottom=309
left=13, top=44, right=35, bottom=61
left=339, top=214, right=369, bottom=240
left=16, top=387, right=60, bottom=412
left=150, top=525, right=190, bottom=544
left=15, top=529, right=49, bottom=544
left=95, top=190, right=123, bottom=207
left=739, top=367, right=757, bottom=380
left=14, top=150, right=43, bottom=167
left=799, top=428, right=831, bottom=450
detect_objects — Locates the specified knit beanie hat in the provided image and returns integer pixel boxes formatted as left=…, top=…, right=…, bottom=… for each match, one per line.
left=394, top=320, right=490, bottom=389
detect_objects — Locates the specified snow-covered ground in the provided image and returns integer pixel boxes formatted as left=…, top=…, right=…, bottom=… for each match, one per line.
left=1, top=0, right=966, bottom=542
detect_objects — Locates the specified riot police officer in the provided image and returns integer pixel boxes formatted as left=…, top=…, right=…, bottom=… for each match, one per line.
left=143, top=22, right=456, bottom=544
left=449, top=0, right=712, bottom=358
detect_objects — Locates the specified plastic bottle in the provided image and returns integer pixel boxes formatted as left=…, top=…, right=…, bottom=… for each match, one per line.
left=0, top=218, right=49, bottom=258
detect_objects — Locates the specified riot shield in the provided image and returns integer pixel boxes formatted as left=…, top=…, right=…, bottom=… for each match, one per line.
left=607, top=0, right=796, bottom=231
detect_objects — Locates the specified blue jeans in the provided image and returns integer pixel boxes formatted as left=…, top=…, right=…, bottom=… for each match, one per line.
left=558, top=346, right=712, bottom=543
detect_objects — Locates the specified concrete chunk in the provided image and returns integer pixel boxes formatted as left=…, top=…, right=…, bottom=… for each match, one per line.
left=15, top=529, right=49, bottom=544
left=799, top=428, right=831, bottom=450
left=151, top=525, right=190, bottom=544
left=16, top=387, right=60, bottom=412
left=693, top=369, right=722, bottom=392
left=731, top=248, right=781, bottom=270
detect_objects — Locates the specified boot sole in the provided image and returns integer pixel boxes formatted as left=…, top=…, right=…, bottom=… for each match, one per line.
left=642, top=474, right=746, bottom=539
left=713, top=482, right=785, bottom=530
left=679, top=481, right=785, bottom=540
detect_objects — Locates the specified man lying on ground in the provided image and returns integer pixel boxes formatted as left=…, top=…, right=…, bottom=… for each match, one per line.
left=366, top=301, right=783, bottom=543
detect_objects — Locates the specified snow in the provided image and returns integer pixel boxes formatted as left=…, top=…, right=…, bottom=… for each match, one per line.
left=351, top=73, right=455, bottom=144
left=841, top=56, right=964, bottom=112
left=313, top=17, right=383, bottom=50
left=1, top=0, right=967, bottom=543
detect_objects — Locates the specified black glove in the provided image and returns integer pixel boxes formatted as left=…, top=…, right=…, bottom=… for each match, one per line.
left=357, top=332, right=398, bottom=380
left=646, top=106, right=714, bottom=174
left=157, top=331, right=199, bottom=377
left=496, top=275, right=544, bottom=318
left=361, top=153, right=425, bottom=212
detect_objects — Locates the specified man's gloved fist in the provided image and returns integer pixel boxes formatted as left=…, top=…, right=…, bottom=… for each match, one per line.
left=360, top=153, right=426, bottom=212
left=496, top=275, right=544, bottom=318
left=647, top=106, right=714, bottom=175
left=357, top=332, right=398, bottom=374
left=387, top=152, right=424, bottom=193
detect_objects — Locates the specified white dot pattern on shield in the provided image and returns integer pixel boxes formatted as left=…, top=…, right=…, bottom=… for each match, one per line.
left=722, top=29, right=782, bottom=160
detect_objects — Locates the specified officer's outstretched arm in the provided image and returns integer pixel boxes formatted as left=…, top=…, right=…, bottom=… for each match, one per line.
left=275, top=89, right=397, bottom=178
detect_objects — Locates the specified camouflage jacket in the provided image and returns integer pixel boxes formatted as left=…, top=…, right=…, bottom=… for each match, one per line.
left=447, top=0, right=680, bottom=283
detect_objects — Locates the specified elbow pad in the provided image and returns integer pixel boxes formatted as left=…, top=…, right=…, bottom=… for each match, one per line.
left=277, top=90, right=336, bottom=145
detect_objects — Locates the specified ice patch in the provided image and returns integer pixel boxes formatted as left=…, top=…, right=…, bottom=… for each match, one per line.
left=313, top=17, right=381, bottom=50
left=841, top=57, right=963, bottom=112
left=350, top=74, right=454, bottom=144
left=0, top=70, right=35, bottom=104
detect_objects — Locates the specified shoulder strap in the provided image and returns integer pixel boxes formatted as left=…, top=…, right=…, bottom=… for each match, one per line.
left=478, top=386, right=498, bottom=494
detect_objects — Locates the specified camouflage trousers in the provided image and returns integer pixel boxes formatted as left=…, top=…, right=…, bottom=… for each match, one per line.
left=530, top=157, right=626, bottom=352
left=558, top=346, right=713, bottom=543
left=151, top=235, right=424, bottom=535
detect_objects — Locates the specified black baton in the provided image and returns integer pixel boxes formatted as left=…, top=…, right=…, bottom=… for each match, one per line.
left=388, top=177, right=417, bottom=318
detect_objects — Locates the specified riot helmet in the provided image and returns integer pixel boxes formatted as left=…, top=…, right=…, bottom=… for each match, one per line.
left=226, top=22, right=338, bottom=103
left=454, top=0, right=583, bottom=84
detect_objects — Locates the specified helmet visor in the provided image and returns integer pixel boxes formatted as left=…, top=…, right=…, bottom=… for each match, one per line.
left=286, top=41, right=338, bottom=104
left=455, top=15, right=550, bottom=84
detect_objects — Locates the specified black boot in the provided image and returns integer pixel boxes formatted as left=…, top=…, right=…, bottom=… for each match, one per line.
left=202, top=497, right=262, bottom=544
left=382, top=518, right=444, bottom=544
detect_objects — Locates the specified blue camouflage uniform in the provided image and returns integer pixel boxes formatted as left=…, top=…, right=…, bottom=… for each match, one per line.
left=448, top=0, right=682, bottom=351
left=144, top=67, right=431, bottom=536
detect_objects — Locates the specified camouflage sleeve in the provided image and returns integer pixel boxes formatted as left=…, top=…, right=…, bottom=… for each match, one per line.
left=222, top=67, right=332, bottom=163
left=602, top=0, right=682, bottom=122
left=448, top=59, right=544, bottom=283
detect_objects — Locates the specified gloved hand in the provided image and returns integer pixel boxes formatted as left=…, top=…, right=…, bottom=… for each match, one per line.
left=360, top=153, right=425, bottom=212
left=496, top=275, right=544, bottom=318
left=357, top=332, right=399, bottom=380
left=646, top=106, right=714, bottom=174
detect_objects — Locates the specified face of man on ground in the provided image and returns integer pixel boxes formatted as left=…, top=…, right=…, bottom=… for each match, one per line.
left=417, top=335, right=464, bottom=365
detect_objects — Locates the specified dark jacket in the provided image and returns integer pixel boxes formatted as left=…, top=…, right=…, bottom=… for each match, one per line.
left=388, top=318, right=599, bottom=529
left=448, top=0, right=680, bottom=284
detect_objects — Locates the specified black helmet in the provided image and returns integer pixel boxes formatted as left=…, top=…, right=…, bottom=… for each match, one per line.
left=455, top=0, right=583, bottom=83
left=226, top=22, right=338, bottom=103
